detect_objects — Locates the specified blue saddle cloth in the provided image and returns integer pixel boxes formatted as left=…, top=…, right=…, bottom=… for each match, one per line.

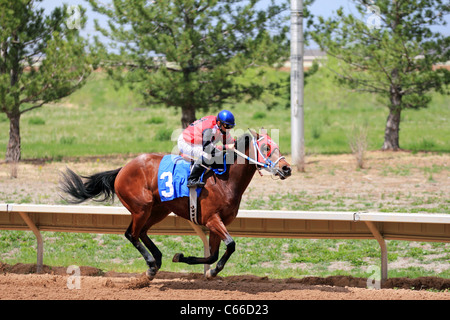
left=157, top=154, right=227, bottom=202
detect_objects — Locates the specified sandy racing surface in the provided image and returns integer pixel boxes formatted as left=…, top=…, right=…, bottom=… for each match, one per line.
left=0, top=263, right=449, bottom=300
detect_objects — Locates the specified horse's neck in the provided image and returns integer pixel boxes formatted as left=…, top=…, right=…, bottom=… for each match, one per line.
left=227, top=163, right=256, bottom=197
left=227, top=150, right=257, bottom=198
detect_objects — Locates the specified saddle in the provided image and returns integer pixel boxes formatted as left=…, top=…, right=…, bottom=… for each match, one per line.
left=157, top=154, right=228, bottom=224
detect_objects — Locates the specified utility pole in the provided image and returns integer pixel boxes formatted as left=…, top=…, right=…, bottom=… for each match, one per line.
left=290, top=0, right=305, bottom=172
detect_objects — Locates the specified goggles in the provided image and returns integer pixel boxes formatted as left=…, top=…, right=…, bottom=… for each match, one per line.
left=221, top=122, right=235, bottom=130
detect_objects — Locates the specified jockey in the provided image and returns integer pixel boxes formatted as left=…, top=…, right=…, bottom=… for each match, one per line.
left=178, top=110, right=236, bottom=187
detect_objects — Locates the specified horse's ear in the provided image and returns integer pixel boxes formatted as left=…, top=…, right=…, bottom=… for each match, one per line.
left=248, top=128, right=259, bottom=139
left=260, top=127, right=267, bottom=136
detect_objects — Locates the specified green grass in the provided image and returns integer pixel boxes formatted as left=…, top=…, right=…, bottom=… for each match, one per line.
left=1, top=230, right=448, bottom=279
left=242, top=188, right=450, bottom=214
left=1, top=66, right=449, bottom=159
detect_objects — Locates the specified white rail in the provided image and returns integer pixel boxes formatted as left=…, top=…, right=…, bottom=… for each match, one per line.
left=1, top=203, right=449, bottom=280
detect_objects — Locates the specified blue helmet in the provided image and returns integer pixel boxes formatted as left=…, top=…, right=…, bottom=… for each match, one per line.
left=217, top=110, right=235, bottom=129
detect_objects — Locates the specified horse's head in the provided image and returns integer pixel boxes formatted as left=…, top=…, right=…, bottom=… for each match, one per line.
left=249, top=129, right=292, bottom=180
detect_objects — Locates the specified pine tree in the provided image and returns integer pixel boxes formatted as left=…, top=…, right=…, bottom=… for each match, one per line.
left=0, top=0, right=92, bottom=163
left=311, top=0, right=450, bottom=150
left=88, top=0, right=298, bottom=128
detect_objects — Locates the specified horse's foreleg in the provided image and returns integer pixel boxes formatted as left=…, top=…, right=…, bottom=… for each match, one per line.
left=172, top=232, right=220, bottom=265
left=205, top=233, right=235, bottom=279
left=172, top=214, right=236, bottom=278
left=204, top=215, right=236, bottom=278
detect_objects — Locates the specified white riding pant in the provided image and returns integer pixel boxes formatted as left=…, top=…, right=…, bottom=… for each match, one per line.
left=177, top=134, right=211, bottom=160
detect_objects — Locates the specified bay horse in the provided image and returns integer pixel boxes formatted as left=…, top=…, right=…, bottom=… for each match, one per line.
left=60, top=130, right=292, bottom=279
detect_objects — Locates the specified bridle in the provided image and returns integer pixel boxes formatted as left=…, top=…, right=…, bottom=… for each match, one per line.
left=233, top=134, right=286, bottom=176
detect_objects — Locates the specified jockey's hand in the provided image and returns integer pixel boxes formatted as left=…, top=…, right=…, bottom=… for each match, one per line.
left=225, top=143, right=235, bottom=151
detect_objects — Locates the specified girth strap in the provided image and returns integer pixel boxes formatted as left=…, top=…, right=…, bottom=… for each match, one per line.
left=189, top=187, right=199, bottom=225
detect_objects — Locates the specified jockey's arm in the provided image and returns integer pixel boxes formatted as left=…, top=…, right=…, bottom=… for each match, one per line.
left=202, top=128, right=234, bottom=154
left=202, top=128, right=213, bottom=145
left=224, top=143, right=235, bottom=151
left=202, top=128, right=220, bottom=156
left=224, top=132, right=235, bottom=151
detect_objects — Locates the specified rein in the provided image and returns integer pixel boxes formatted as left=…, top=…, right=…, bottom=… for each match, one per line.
left=233, top=135, right=285, bottom=175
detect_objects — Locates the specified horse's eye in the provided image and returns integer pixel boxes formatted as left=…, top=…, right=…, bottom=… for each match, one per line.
left=262, top=144, right=270, bottom=154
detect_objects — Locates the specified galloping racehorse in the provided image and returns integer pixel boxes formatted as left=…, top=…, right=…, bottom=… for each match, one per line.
left=60, top=130, right=292, bottom=279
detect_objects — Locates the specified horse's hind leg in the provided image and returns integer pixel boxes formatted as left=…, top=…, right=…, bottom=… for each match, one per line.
left=124, top=204, right=159, bottom=280
left=140, top=233, right=162, bottom=270
left=138, top=207, right=170, bottom=270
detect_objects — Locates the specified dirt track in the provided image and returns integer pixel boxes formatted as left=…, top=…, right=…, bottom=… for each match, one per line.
left=0, top=263, right=449, bottom=300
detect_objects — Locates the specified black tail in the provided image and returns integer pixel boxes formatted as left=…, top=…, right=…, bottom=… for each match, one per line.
left=60, top=167, right=122, bottom=204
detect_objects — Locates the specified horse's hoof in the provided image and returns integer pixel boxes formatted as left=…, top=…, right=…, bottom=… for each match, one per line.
left=146, top=268, right=157, bottom=280
left=172, top=253, right=184, bottom=263
left=205, top=269, right=216, bottom=279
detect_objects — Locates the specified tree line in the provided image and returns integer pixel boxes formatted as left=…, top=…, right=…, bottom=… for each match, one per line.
left=1, top=0, right=449, bottom=164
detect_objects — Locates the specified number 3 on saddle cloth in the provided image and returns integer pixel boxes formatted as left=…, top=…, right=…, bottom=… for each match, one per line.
left=157, top=154, right=227, bottom=223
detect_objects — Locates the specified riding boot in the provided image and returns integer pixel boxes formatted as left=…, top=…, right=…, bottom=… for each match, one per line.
left=187, top=158, right=207, bottom=188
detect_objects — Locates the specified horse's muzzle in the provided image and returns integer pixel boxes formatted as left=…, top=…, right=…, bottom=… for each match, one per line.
left=276, top=165, right=292, bottom=180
